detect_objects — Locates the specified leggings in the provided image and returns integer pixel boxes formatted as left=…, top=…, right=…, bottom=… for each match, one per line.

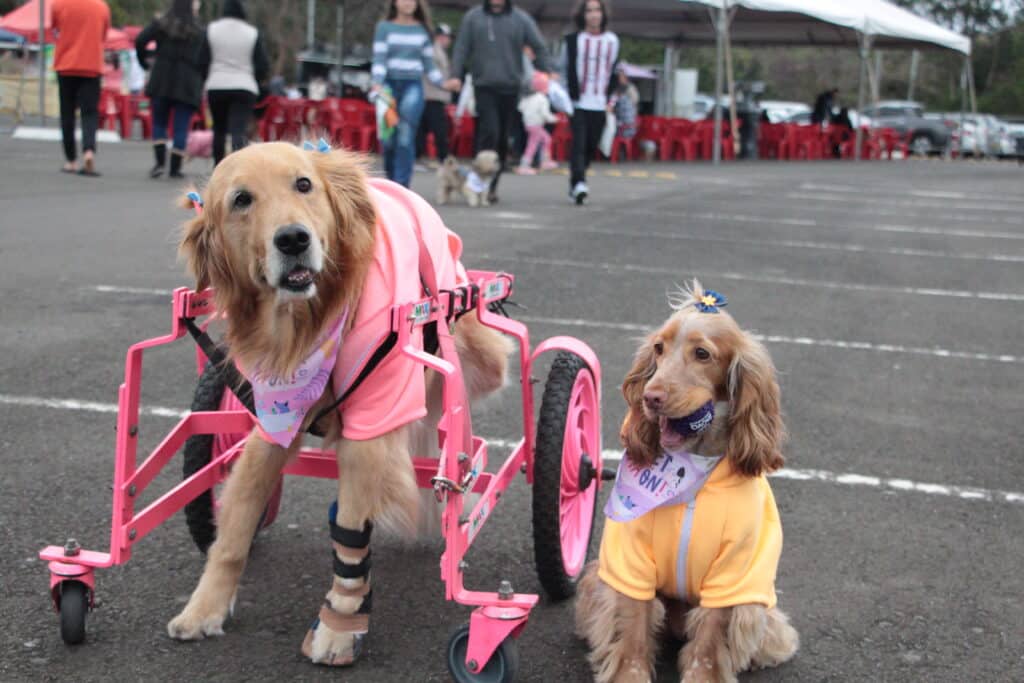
left=57, top=75, right=100, bottom=162
left=207, top=89, right=257, bottom=165
left=520, top=125, right=552, bottom=167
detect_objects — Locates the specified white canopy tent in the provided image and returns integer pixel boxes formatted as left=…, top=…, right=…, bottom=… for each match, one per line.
left=411, top=0, right=974, bottom=160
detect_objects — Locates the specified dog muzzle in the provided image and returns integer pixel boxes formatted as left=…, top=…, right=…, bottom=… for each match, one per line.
left=666, top=400, right=715, bottom=438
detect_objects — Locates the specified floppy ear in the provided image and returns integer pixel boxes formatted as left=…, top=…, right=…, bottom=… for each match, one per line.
left=178, top=191, right=223, bottom=292
left=311, top=150, right=377, bottom=308
left=726, top=335, right=785, bottom=477
left=619, top=336, right=661, bottom=467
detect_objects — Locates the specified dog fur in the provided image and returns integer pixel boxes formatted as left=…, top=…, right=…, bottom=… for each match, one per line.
left=170, top=141, right=511, bottom=666
left=575, top=281, right=799, bottom=683
left=435, top=150, right=500, bottom=207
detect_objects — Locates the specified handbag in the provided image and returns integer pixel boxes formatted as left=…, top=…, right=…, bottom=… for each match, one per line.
left=599, top=111, right=616, bottom=158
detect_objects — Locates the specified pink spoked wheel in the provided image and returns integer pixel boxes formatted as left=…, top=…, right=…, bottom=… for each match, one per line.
left=532, top=351, right=601, bottom=601
left=182, top=361, right=283, bottom=553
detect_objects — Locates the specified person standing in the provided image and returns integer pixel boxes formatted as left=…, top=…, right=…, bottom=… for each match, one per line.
left=515, top=71, right=558, bottom=174
left=811, top=87, right=838, bottom=125
left=51, top=0, right=110, bottom=177
left=136, top=0, right=205, bottom=179
left=561, top=0, right=618, bottom=205
left=447, top=0, right=553, bottom=204
left=371, top=0, right=445, bottom=188
left=199, top=0, right=269, bottom=165
left=417, top=22, right=452, bottom=166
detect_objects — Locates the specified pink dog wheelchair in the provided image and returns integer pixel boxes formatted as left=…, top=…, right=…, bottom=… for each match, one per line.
left=39, top=270, right=605, bottom=681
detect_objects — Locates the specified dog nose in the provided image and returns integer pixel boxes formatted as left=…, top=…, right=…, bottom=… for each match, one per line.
left=643, top=391, right=666, bottom=412
left=274, top=224, right=311, bottom=256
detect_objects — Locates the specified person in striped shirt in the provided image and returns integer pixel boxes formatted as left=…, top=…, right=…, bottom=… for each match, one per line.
left=560, top=0, right=619, bottom=205
left=371, top=0, right=446, bottom=188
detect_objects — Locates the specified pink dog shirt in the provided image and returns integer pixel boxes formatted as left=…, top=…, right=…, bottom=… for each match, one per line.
left=249, top=178, right=465, bottom=446
left=331, top=178, right=466, bottom=441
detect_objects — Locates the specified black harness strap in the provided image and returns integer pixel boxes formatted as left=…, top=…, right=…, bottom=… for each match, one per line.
left=334, top=551, right=372, bottom=579
left=182, top=317, right=255, bottom=412
left=305, top=330, right=398, bottom=431
left=330, top=519, right=373, bottom=549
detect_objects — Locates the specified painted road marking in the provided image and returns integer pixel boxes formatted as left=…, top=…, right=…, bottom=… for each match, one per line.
left=2, top=393, right=1020, bottom=506
left=86, top=285, right=1020, bottom=364
left=787, top=191, right=1022, bottom=215
left=483, top=221, right=1024, bottom=264
left=471, top=255, right=1024, bottom=301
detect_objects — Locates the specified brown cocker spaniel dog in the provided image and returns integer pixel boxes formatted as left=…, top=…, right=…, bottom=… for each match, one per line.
left=575, top=282, right=798, bottom=683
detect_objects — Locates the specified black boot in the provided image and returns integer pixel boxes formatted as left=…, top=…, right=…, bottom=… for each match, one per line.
left=150, top=142, right=166, bottom=178
left=169, top=150, right=184, bottom=179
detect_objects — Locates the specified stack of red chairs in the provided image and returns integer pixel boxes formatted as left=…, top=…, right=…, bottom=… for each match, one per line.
left=316, top=98, right=346, bottom=146
left=337, top=99, right=376, bottom=152
left=777, top=125, right=824, bottom=160
left=118, top=94, right=152, bottom=140
left=450, top=111, right=475, bottom=158
left=665, top=119, right=697, bottom=161
left=694, top=120, right=735, bottom=161
left=260, top=96, right=306, bottom=142
left=839, top=127, right=883, bottom=160
left=758, top=123, right=787, bottom=159
left=98, top=89, right=123, bottom=134
left=635, top=116, right=671, bottom=160
left=878, top=128, right=908, bottom=160
left=550, top=113, right=572, bottom=161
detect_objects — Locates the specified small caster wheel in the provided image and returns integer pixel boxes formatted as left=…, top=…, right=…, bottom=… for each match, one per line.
left=59, top=580, right=89, bottom=645
left=446, top=623, right=519, bottom=682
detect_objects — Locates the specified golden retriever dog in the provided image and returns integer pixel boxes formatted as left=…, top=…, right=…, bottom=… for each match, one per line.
left=575, top=282, right=799, bottom=683
left=435, top=151, right=500, bottom=207
left=170, top=141, right=511, bottom=667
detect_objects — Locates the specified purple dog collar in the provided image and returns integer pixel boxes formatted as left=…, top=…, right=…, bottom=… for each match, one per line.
left=667, top=400, right=715, bottom=437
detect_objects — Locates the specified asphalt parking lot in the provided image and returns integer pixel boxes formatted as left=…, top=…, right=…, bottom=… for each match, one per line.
left=1, top=135, right=1022, bottom=682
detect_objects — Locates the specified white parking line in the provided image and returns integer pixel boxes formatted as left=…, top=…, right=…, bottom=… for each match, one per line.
left=85, top=284, right=1023, bottom=363
left=514, top=315, right=1021, bottom=364
left=483, top=221, right=1024, bottom=264
left=787, top=191, right=1023, bottom=214
left=469, top=255, right=1024, bottom=302
left=3, top=393, right=1020, bottom=506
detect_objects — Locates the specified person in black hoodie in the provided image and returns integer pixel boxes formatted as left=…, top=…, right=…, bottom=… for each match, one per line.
left=447, top=0, right=553, bottom=203
left=135, top=0, right=205, bottom=179
left=560, top=0, right=618, bottom=205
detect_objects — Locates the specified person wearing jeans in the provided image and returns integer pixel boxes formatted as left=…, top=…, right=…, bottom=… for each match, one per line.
left=448, top=0, right=553, bottom=203
left=199, top=0, right=269, bottom=165
left=136, top=0, right=205, bottom=179
left=371, top=0, right=445, bottom=188
left=52, top=0, right=110, bottom=176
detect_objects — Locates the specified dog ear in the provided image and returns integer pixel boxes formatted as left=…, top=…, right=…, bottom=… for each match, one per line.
left=619, top=336, right=661, bottom=466
left=312, top=150, right=377, bottom=305
left=726, top=335, right=786, bottom=476
left=178, top=190, right=223, bottom=291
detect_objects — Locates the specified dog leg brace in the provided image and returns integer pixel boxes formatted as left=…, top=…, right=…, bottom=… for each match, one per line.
left=301, top=502, right=373, bottom=666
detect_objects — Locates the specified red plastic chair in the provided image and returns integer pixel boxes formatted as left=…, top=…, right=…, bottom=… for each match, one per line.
left=666, top=119, right=698, bottom=161
left=758, top=123, right=786, bottom=159
left=316, top=98, right=346, bottom=146
left=98, top=89, right=122, bottom=134
left=608, top=134, right=635, bottom=162
left=778, top=125, right=823, bottom=160
left=337, top=99, right=376, bottom=152
left=450, top=114, right=476, bottom=158
left=694, top=120, right=735, bottom=161
left=550, top=113, right=572, bottom=161
left=260, top=97, right=305, bottom=142
left=118, top=94, right=152, bottom=140
left=635, top=116, right=672, bottom=161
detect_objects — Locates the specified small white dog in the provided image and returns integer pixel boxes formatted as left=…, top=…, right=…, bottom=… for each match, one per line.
left=436, top=151, right=500, bottom=207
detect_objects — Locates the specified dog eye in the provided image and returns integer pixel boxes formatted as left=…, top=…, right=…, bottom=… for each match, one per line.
left=232, top=191, right=253, bottom=210
left=653, top=341, right=664, bottom=356
left=695, top=347, right=711, bottom=361
left=295, top=177, right=313, bottom=194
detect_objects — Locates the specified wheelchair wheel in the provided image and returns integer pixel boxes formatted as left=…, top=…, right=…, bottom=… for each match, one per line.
left=58, top=580, right=89, bottom=645
left=446, top=623, right=519, bottom=683
left=182, top=361, right=282, bottom=553
left=532, top=351, right=600, bottom=601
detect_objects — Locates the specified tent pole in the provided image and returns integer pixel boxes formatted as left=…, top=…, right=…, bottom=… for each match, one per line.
left=336, top=1, right=344, bottom=96
left=38, top=0, right=45, bottom=125
left=907, top=50, right=920, bottom=101
left=712, top=2, right=726, bottom=164
left=966, top=56, right=977, bottom=113
left=855, top=33, right=870, bottom=162
left=724, top=9, right=738, bottom=158
left=959, top=57, right=966, bottom=157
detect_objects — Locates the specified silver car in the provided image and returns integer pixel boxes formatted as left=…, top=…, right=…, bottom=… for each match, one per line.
left=860, top=101, right=950, bottom=155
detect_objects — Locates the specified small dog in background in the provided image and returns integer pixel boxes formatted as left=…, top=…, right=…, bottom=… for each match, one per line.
left=575, top=281, right=799, bottom=683
left=436, top=150, right=500, bottom=207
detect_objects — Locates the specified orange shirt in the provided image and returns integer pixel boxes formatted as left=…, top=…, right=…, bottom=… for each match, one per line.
left=52, top=0, right=110, bottom=77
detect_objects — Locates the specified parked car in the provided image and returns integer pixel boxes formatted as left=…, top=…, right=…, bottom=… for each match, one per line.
left=784, top=109, right=871, bottom=128
left=859, top=100, right=950, bottom=155
left=760, top=100, right=811, bottom=124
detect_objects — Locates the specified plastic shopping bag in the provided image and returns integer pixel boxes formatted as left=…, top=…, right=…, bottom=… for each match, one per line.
left=599, top=112, right=616, bottom=158
left=372, top=87, right=399, bottom=143
left=547, top=79, right=574, bottom=115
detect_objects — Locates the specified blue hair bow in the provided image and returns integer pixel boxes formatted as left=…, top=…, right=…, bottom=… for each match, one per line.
left=303, top=138, right=332, bottom=153
left=695, top=289, right=727, bottom=314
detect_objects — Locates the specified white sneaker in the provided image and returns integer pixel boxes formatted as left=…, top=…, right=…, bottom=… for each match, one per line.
left=570, top=181, right=589, bottom=205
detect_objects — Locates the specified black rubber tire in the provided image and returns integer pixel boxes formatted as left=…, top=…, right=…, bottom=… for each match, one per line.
left=182, top=361, right=229, bottom=553
left=532, top=351, right=598, bottom=602
left=59, top=580, right=88, bottom=645
left=909, top=133, right=933, bottom=157
left=446, top=623, right=519, bottom=683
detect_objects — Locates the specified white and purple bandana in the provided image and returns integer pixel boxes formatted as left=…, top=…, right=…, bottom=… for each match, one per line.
left=245, top=309, right=348, bottom=448
left=604, top=449, right=723, bottom=523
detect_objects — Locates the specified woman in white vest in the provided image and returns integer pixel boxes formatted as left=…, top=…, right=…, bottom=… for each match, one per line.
left=199, top=0, right=269, bottom=165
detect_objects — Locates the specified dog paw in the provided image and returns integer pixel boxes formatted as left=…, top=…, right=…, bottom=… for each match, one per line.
left=301, top=604, right=369, bottom=666
left=166, top=606, right=227, bottom=640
